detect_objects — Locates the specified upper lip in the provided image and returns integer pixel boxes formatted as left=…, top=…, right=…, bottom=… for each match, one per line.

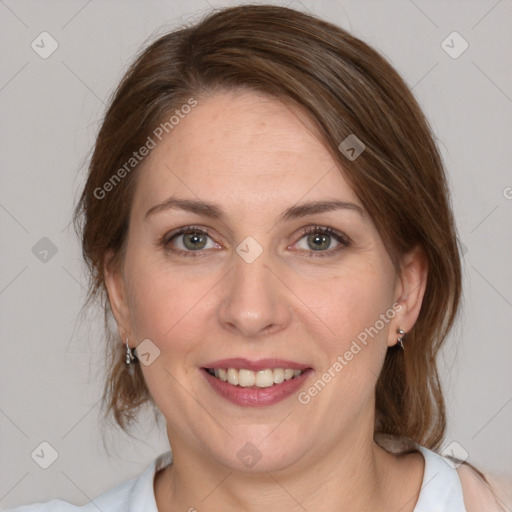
left=203, top=358, right=311, bottom=371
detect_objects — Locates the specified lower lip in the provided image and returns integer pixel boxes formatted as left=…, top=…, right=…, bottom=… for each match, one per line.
left=202, top=368, right=313, bottom=407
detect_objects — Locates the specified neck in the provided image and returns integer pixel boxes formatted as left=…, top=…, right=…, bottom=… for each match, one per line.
left=154, top=420, right=417, bottom=512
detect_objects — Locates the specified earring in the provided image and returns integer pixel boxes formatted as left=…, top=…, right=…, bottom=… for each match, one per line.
left=397, top=328, right=405, bottom=349
left=125, top=337, right=137, bottom=365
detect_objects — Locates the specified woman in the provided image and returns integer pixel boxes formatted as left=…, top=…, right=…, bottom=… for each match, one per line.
left=8, top=4, right=506, bottom=511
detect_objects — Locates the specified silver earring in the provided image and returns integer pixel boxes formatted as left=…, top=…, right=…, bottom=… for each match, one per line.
left=125, top=338, right=136, bottom=365
left=397, top=329, right=405, bottom=349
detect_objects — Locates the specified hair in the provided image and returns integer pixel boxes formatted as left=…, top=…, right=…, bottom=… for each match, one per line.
left=74, top=5, right=462, bottom=453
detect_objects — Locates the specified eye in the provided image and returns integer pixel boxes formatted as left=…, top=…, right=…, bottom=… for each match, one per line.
left=160, top=226, right=220, bottom=257
left=159, top=224, right=350, bottom=259
left=292, top=226, right=350, bottom=257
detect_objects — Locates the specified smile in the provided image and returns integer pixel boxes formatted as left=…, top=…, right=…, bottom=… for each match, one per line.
left=201, top=359, right=313, bottom=407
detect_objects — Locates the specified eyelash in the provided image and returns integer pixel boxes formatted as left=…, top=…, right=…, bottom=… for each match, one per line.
left=158, top=225, right=351, bottom=258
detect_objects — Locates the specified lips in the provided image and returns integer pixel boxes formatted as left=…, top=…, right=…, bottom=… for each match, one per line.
left=204, top=358, right=310, bottom=371
left=201, top=358, right=312, bottom=407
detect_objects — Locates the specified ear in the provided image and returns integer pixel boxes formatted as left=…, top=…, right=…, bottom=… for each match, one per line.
left=389, top=245, right=428, bottom=347
left=104, top=249, right=132, bottom=343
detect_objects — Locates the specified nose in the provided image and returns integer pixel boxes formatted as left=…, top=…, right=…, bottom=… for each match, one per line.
left=218, top=249, right=293, bottom=339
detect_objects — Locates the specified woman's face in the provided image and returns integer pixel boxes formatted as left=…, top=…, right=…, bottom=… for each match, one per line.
left=106, top=89, right=421, bottom=472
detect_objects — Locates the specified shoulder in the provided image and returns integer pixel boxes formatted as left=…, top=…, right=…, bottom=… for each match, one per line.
left=4, top=481, right=135, bottom=512
left=3, top=478, right=136, bottom=512
left=375, top=434, right=511, bottom=512
left=2, top=499, right=86, bottom=511
left=3, top=451, right=173, bottom=512
left=0, top=480, right=132, bottom=512
left=457, top=463, right=512, bottom=512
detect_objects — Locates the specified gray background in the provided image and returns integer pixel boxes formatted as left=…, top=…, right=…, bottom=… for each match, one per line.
left=1, top=0, right=511, bottom=508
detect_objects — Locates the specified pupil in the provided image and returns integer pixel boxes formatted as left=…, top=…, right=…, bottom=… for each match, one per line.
left=309, top=233, right=329, bottom=251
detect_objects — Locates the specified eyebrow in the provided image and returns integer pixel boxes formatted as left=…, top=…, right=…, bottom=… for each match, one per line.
left=144, top=197, right=365, bottom=223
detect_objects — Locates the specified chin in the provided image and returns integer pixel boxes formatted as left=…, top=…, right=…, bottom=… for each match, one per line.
left=210, top=435, right=304, bottom=473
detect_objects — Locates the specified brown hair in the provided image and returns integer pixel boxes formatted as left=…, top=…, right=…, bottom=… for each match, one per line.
left=74, top=5, right=461, bottom=450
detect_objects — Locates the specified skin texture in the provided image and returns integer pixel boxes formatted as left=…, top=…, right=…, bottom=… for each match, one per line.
left=105, top=90, right=428, bottom=511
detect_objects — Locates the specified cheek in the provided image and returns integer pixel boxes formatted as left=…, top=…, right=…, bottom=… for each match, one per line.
left=297, top=267, right=396, bottom=412
left=123, top=253, right=212, bottom=347
left=293, top=258, right=397, bottom=351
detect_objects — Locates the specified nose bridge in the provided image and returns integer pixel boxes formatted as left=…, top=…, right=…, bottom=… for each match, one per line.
left=218, top=242, right=291, bottom=337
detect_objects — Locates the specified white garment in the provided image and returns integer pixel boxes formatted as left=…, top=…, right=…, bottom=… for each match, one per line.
left=4, top=445, right=467, bottom=511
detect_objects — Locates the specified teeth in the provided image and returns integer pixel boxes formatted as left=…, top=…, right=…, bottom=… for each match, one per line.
left=238, top=369, right=255, bottom=387
left=227, top=368, right=239, bottom=386
left=273, top=368, right=285, bottom=384
left=209, top=367, right=304, bottom=387
left=255, top=369, right=274, bottom=388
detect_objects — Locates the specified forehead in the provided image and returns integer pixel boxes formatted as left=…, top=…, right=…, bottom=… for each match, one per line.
left=132, top=90, right=361, bottom=219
